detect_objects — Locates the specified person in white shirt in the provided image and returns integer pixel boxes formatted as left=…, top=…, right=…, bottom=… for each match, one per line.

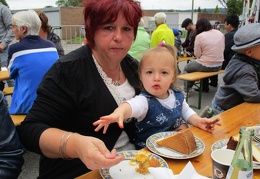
left=94, top=43, right=220, bottom=149
left=184, top=17, right=224, bottom=92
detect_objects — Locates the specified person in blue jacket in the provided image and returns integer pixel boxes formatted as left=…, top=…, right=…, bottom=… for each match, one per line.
left=8, top=10, right=59, bottom=114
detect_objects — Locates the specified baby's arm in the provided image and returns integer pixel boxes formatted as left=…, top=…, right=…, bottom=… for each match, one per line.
left=93, top=102, right=132, bottom=134
left=187, top=114, right=221, bottom=132
left=182, top=101, right=220, bottom=132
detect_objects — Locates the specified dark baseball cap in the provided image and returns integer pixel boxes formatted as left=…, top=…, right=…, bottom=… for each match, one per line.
left=181, top=18, right=193, bottom=28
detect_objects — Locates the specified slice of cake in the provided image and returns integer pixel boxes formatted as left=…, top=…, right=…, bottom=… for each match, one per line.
left=226, top=134, right=260, bottom=162
left=156, top=129, right=197, bottom=155
left=226, top=134, right=239, bottom=150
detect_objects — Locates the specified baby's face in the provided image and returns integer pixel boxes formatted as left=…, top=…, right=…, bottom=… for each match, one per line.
left=248, top=45, right=260, bottom=61
left=139, top=52, right=176, bottom=99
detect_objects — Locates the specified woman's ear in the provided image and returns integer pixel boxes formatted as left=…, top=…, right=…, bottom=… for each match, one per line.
left=20, top=26, right=28, bottom=34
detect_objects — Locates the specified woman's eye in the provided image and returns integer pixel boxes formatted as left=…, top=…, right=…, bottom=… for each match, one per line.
left=123, top=27, right=131, bottom=31
left=103, top=26, right=113, bottom=30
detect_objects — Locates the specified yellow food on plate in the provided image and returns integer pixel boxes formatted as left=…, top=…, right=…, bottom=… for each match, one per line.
left=129, top=150, right=160, bottom=175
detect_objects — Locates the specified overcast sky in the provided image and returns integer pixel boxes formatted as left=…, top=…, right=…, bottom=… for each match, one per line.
left=7, top=0, right=223, bottom=10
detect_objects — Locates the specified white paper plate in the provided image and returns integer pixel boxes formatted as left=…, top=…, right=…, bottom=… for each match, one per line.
left=99, top=150, right=168, bottom=179
left=146, top=131, right=205, bottom=159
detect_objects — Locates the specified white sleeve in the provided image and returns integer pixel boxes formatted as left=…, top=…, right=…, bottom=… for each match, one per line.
left=127, top=95, right=148, bottom=121
left=182, top=99, right=196, bottom=121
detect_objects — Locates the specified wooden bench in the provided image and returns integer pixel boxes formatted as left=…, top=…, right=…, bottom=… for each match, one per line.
left=0, top=70, right=10, bottom=81
left=177, top=56, right=194, bottom=63
left=10, top=115, right=26, bottom=126
left=177, top=70, right=225, bottom=109
left=3, top=87, right=14, bottom=96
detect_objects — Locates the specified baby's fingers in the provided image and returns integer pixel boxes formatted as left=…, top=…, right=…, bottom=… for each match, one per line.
left=94, top=124, right=105, bottom=132
left=93, top=120, right=102, bottom=126
left=103, top=125, right=109, bottom=134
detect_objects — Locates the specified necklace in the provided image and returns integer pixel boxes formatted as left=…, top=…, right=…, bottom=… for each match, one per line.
left=112, top=66, right=121, bottom=86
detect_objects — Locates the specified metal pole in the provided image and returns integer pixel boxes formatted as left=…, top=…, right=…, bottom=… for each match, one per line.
left=191, top=0, right=194, bottom=21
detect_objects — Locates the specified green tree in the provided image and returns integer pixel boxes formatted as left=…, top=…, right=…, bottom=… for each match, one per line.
left=227, top=0, right=243, bottom=15
left=217, top=0, right=246, bottom=15
left=0, top=0, right=9, bottom=7
left=55, top=0, right=83, bottom=7
left=214, top=5, right=220, bottom=13
left=198, top=7, right=201, bottom=12
left=203, top=8, right=208, bottom=13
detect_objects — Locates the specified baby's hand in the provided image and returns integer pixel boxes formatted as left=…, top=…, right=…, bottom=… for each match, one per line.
left=199, top=118, right=221, bottom=132
left=93, top=115, right=124, bottom=134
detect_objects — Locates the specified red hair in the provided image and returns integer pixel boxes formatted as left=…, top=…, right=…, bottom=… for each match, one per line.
left=82, top=0, right=143, bottom=49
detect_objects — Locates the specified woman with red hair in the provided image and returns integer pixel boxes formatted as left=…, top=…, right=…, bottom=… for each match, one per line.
left=17, top=0, right=143, bottom=178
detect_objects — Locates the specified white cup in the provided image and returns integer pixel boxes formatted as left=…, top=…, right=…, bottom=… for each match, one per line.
left=211, top=149, right=235, bottom=179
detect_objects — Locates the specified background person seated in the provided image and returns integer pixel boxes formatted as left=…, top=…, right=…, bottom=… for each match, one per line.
left=181, top=18, right=196, bottom=57
left=183, top=17, right=224, bottom=93
left=128, top=18, right=150, bottom=61
left=8, top=10, right=59, bottom=114
left=0, top=90, right=24, bottom=178
left=150, top=12, right=174, bottom=47
left=35, top=9, right=65, bottom=57
left=212, top=23, right=260, bottom=114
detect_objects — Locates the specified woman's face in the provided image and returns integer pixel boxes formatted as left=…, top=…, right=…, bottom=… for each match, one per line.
left=92, top=11, right=134, bottom=63
left=11, top=21, right=26, bottom=40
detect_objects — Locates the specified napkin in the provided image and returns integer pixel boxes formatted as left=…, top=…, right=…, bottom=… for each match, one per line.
left=148, top=161, right=210, bottom=179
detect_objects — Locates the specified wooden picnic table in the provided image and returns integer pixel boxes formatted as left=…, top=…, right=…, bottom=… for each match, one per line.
left=177, top=70, right=225, bottom=109
left=76, top=102, right=260, bottom=179
left=177, top=56, right=194, bottom=63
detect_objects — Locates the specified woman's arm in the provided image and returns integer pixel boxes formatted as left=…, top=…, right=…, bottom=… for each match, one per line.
left=39, top=128, right=124, bottom=170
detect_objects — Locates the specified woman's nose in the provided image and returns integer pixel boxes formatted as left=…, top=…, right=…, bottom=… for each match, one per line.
left=113, top=29, right=123, bottom=42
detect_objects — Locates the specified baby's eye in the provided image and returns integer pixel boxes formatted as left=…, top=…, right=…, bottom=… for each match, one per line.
left=162, top=71, right=168, bottom=74
left=146, top=71, right=152, bottom=74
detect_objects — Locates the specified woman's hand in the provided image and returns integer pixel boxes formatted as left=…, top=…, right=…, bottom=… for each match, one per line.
left=74, top=135, right=124, bottom=170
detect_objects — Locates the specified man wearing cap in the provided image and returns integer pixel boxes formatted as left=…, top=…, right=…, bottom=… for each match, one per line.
left=181, top=18, right=196, bottom=56
left=212, top=23, right=260, bottom=115
left=150, top=12, right=174, bottom=47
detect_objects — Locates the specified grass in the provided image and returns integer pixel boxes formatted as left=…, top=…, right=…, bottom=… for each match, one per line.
left=66, top=36, right=85, bottom=44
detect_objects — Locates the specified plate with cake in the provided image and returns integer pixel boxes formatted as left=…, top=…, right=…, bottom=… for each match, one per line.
left=211, top=135, right=260, bottom=169
left=146, top=129, right=205, bottom=159
left=99, top=150, right=168, bottom=179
